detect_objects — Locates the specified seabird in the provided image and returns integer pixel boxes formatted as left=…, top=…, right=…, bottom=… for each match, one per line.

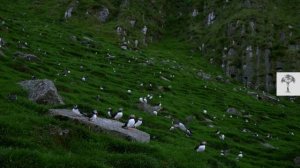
left=127, top=90, right=132, bottom=94
left=72, top=105, right=81, bottom=115
left=170, top=120, right=192, bottom=136
left=134, top=117, right=143, bottom=128
left=153, top=111, right=158, bottom=115
left=122, top=115, right=136, bottom=129
left=203, top=110, right=207, bottom=114
left=89, top=110, right=98, bottom=121
left=108, top=108, right=123, bottom=120
left=195, top=141, right=206, bottom=152
left=237, top=151, right=243, bottom=160
left=219, top=134, right=225, bottom=141
left=82, top=76, right=86, bottom=81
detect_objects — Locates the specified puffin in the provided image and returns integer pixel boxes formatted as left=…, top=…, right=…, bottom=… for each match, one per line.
left=89, top=110, right=98, bottom=121
left=134, top=117, right=143, bottom=128
left=219, top=134, right=225, bottom=141
left=122, top=115, right=136, bottom=129
left=72, top=105, right=81, bottom=115
left=195, top=141, right=206, bottom=152
left=236, top=151, right=243, bottom=160
left=108, top=108, right=123, bottom=120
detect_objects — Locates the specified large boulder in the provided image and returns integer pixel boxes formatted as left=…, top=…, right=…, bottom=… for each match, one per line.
left=49, top=109, right=150, bottom=143
left=19, top=79, right=64, bottom=105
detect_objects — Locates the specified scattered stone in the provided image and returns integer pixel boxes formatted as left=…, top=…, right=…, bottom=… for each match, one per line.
left=14, top=51, right=39, bottom=61
left=0, top=37, right=5, bottom=48
left=49, top=109, right=150, bottom=143
left=98, top=7, right=109, bottom=22
left=226, top=107, right=240, bottom=115
left=19, top=79, right=64, bottom=105
left=197, top=71, right=211, bottom=80
left=294, top=156, right=300, bottom=166
left=137, top=102, right=162, bottom=115
left=261, top=143, right=278, bottom=150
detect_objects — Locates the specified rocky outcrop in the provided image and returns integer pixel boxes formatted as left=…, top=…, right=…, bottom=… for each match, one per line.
left=98, top=7, right=109, bottom=22
left=19, top=79, right=64, bottom=105
left=137, top=102, right=162, bottom=115
left=14, top=51, right=39, bottom=61
left=226, top=107, right=240, bottom=116
left=294, top=156, right=300, bottom=167
left=49, top=109, right=150, bottom=143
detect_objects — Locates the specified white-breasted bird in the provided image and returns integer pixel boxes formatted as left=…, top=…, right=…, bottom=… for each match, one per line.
left=89, top=110, right=98, bottom=121
left=134, top=117, right=143, bottom=128
left=219, top=134, right=225, bottom=141
left=72, top=105, right=81, bottom=115
left=108, top=108, right=123, bottom=120
left=236, top=151, right=243, bottom=160
left=195, top=141, right=206, bottom=152
left=122, top=115, right=136, bottom=129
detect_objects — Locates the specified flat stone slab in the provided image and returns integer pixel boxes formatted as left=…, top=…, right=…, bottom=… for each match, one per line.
left=49, top=109, right=150, bottom=143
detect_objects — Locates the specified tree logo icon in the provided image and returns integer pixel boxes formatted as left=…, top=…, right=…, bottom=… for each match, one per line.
left=281, top=74, right=296, bottom=93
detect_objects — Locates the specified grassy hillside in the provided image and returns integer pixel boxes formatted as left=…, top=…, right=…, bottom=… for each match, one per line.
left=0, top=0, right=300, bottom=167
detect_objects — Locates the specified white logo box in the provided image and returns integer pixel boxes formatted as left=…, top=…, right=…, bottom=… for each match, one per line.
left=277, top=72, right=300, bottom=96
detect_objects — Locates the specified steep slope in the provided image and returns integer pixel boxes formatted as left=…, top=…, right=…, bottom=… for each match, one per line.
left=0, top=0, right=300, bottom=168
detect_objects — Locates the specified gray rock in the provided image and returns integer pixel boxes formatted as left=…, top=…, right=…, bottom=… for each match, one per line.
left=19, top=79, right=64, bottom=105
left=49, top=109, right=150, bottom=143
left=98, top=7, right=109, bottom=22
left=294, top=156, right=300, bottom=166
left=0, top=37, right=5, bottom=48
left=226, top=108, right=240, bottom=115
left=197, top=71, right=211, bottom=80
left=137, top=102, right=162, bottom=115
left=14, top=51, right=39, bottom=61
left=261, top=143, right=278, bottom=150
left=64, top=7, right=74, bottom=19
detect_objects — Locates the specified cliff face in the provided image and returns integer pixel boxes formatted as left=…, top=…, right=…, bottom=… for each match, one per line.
left=62, top=0, right=299, bottom=93
left=179, top=0, right=300, bottom=93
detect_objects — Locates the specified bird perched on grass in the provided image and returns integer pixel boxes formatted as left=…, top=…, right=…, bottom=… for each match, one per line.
left=122, top=115, right=135, bottom=129
left=107, top=108, right=123, bottom=120
left=195, top=141, right=206, bottom=152
left=236, top=151, right=243, bottom=160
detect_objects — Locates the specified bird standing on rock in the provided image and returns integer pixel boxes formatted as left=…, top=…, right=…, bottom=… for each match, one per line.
left=72, top=105, right=81, bottom=115
left=122, top=115, right=135, bottom=129
left=89, top=110, right=98, bottom=121
left=134, top=117, right=143, bottom=128
left=108, top=108, right=123, bottom=120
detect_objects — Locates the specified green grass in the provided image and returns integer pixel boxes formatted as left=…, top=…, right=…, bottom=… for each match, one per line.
left=0, top=0, right=300, bottom=167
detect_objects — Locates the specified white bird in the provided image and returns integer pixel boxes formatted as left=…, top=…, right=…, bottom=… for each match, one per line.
left=109, top=108, right=123, bottom=120
left=127, top=90, right=132, bottom=94
left=122, top=115, right=136, bottom=129
left=134, top=117, right=143, bottom=128
left=82, top=76, right=86, bottom=81
left=153, top=111, right=158, bottom=115
left=220, top=150, right=225, bottom=156
left=195, top=141, right=206, bottom=152
left=237, top=151, right=243, bottom=159
left=89, top=110, right=98, bottom=121
left=72, top=105, right=81, bottom=115
left=203, top=110, right=207, bottom=114
left=219, top=134, right=225, bottom=141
